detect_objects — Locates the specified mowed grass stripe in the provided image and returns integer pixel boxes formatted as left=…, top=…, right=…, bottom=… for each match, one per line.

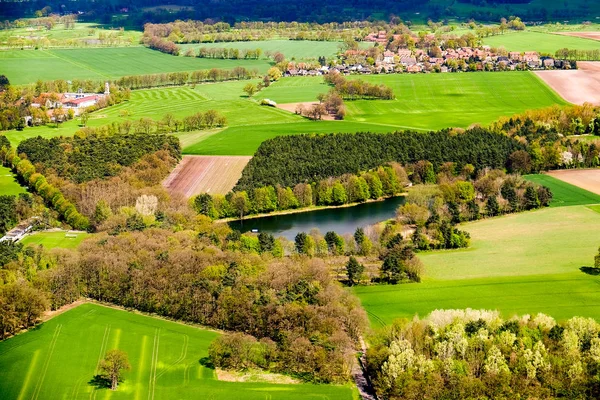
left=525, top=174, right=600, bottom=207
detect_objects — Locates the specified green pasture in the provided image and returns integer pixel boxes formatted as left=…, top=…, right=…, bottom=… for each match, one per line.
left=20, top=231, right=91, bottom=249
left=2, top=71, right=567, bottom=155
left=180, top=40, right=373, bottom=61
left=524, top=174, right=600, bottom=207
left=355, top=204, right=600, bottom=326
left=483, top=31, right=600, bottom=54
left=0, top=165, right=25, bottom=196
left=0, top=303, right=355, bottom=400
left=0, top=47, right=273, bottom=85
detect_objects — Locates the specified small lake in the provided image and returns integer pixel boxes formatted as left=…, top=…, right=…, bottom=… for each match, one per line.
left=228, top=196, right=405, bottom=240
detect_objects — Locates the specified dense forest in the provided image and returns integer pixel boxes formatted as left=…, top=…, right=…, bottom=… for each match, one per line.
left=235, top=128, right=525, bottom=191
left=367, top=310, right=600, bottom=399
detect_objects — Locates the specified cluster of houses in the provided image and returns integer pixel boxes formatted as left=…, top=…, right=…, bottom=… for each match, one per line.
left=285, top=43, right=569, bottom=77
left=29, top=82, right=110, bottom=118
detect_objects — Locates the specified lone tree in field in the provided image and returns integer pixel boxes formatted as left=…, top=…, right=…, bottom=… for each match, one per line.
left=243, top=83, right=257, bottom=97
left=595, top=246, right=600, bottom=269
left=99, top=349, right=130, bottom=390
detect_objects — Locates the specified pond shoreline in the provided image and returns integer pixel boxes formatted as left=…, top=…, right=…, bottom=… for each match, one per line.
left=215, top=193, right=407, bottom=224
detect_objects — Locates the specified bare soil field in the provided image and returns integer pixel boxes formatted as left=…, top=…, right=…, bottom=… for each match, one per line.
left=536, top=62, right=600, bottom=105
left=163, top=155, right=251, bottom=197
left=548, top=169, right=600, bottom=195
left=276, top=102, right=335, bottom=120
left=555, top=32, right=600, bottom=41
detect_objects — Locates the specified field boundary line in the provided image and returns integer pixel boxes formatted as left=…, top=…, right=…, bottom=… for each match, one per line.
left=31, top=324, right=62, bottom=400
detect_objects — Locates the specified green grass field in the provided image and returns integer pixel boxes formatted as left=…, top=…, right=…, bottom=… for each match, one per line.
left=20, top=231, right=91, bottom=249
left=2, top=71, right=567, bottom=155
left=524, top=174, right=600, bottom=207
left=0, top=47, right=273, bottom=85
left=0, top=303, right=354, bottom=400
left=0, top=165, right=25, bottom=196
left=354, top=178, right=600, bottom=326
left=180, top=40, right=373, bottom=61
left=483, top=31, right=600, bottom=54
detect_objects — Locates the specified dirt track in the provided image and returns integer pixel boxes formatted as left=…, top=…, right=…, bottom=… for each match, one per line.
left=535, top=62, right=600, bottom=105
left=276, top=102, right=335, bottom=120
left=163, top=155, right=251, bottom=197
left=555, top=32, right=600, bottom=41
left=548, top=169, right=600, bottom=195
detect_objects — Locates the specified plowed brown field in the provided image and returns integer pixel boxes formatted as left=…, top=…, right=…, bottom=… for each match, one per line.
left=163, top=155, right=251, bottom=197
left=548, top=169, right=600, bottom=195
left=555, top=32, right=600, bottom=41
left=535, top=62, right=600, bottom=105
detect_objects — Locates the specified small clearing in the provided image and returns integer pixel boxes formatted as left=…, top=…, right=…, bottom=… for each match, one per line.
left=555, top=31, right=600, bottom=41
left=276, top=102, right=336, bottom=120
left=547, top=169, right=600, bottom=196
left=163, top=155, right=251, bottom=197
left=535, top=62, right=600, bottom=105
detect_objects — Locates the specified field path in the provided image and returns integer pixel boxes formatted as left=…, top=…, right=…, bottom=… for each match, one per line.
left=535, top=62, right=600, bottom=105
left=163, top=155, right=251, bottom=197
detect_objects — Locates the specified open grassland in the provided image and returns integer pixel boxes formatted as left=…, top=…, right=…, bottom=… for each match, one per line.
left=163, top=155, right=251, bottom=197
left=0, top=165, right=25, bottom=196
left=354, top=183, right=600, bottom=326
left=0, top=47, right=272, bottom=85
left=483, top=31, right=600, bottom=54
left=19, top=231, right=91, bottom=249
left=180, top=40, right=373, bottom=60
left=0, top=303, right=354, bottom=400
left=2, top=72, right=567, bottom=155
left=525, top=173, right=600, bottom=205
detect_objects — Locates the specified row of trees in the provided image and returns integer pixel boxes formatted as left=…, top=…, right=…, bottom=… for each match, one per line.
left=368, top=310, right=600, bottom=399
left=195, top=46, right=263, bottom=59
left=556, top=48, right=600, bottom=62
left=194, top=163, right=407, bottom=219
left=113, top=67, right=259, bottom=89
left=324, top=71, right=395, bottom=100
left=141, top=34, right=180, bottom=55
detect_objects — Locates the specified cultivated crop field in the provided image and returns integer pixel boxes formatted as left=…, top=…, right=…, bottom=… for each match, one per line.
left=0, top=47, right=272, bottom=85
left=20, top=231, right=91, bottom=249
left=483, top=30, right=600, bottom=54
left=526, top=173, right=600, bottom=204
left=0, top=303, right=355, bottom=400
left=355, top=177, right=600, bottom=326
left=0, top=165, right=24, bottom=196
left=535, top=62, right=600, bottom=105
left=163, top=155, right=251, bottom=197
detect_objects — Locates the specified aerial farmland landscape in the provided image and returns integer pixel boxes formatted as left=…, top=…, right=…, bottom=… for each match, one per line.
left=1, top=0, right=600, bottom=399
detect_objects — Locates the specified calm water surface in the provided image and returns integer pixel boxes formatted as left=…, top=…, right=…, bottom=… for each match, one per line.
left=228, top=196, right=405, bottom=240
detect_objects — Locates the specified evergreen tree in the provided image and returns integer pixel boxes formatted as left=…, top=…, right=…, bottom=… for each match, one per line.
left=345, top=256, right=364, bottom=286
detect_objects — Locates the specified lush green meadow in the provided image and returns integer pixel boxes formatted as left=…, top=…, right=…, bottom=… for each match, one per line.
left=354, top=180, right=600, bottom=326
left=20, top=231, right=91, bottom=249
left=2, top=71, right=567, bottom=155
left=0, top=303, right=356, bottom=400
left=0, top=47, right=272, bottom=85
left=483, top=31, right=600, bottom=54
left=525, top=174, right=600, bottom=207
left=0, top=165, right=25, bottom=196
left=180, top=40, right=373, bottom=60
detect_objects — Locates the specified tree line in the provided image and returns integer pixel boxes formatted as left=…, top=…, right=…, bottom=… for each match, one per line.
left=235, top=128, right=525, bottom=192
left=324, top=71, right=395, bottom=100
left=556, top=48, right=600, bottom=62
left=195, top=163, right=407, bottom=219
left=367, top=309, right=600, bottom=399
left=194, top=46, right=263, bottom=59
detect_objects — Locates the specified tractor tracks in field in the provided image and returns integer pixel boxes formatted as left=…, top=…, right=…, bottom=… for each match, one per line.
left=31, top=324, right=62, bottom=400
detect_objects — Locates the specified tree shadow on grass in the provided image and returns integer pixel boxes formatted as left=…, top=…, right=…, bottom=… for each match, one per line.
left=580, top=266, right=600, bottom=276
left=88, top=375, right=111, bottom=389
left=199, top=357, right=215, bottom=369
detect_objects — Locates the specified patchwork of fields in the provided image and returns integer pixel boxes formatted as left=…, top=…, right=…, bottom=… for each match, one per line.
left=0, top=303, right=355, bottom=400
left=355, top=175, right=600, bottom=326
left=0, top=47, right=272, bottom=85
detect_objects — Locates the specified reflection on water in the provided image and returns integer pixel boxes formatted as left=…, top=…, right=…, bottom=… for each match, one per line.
left=228, top=196, right=406, bottom=240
